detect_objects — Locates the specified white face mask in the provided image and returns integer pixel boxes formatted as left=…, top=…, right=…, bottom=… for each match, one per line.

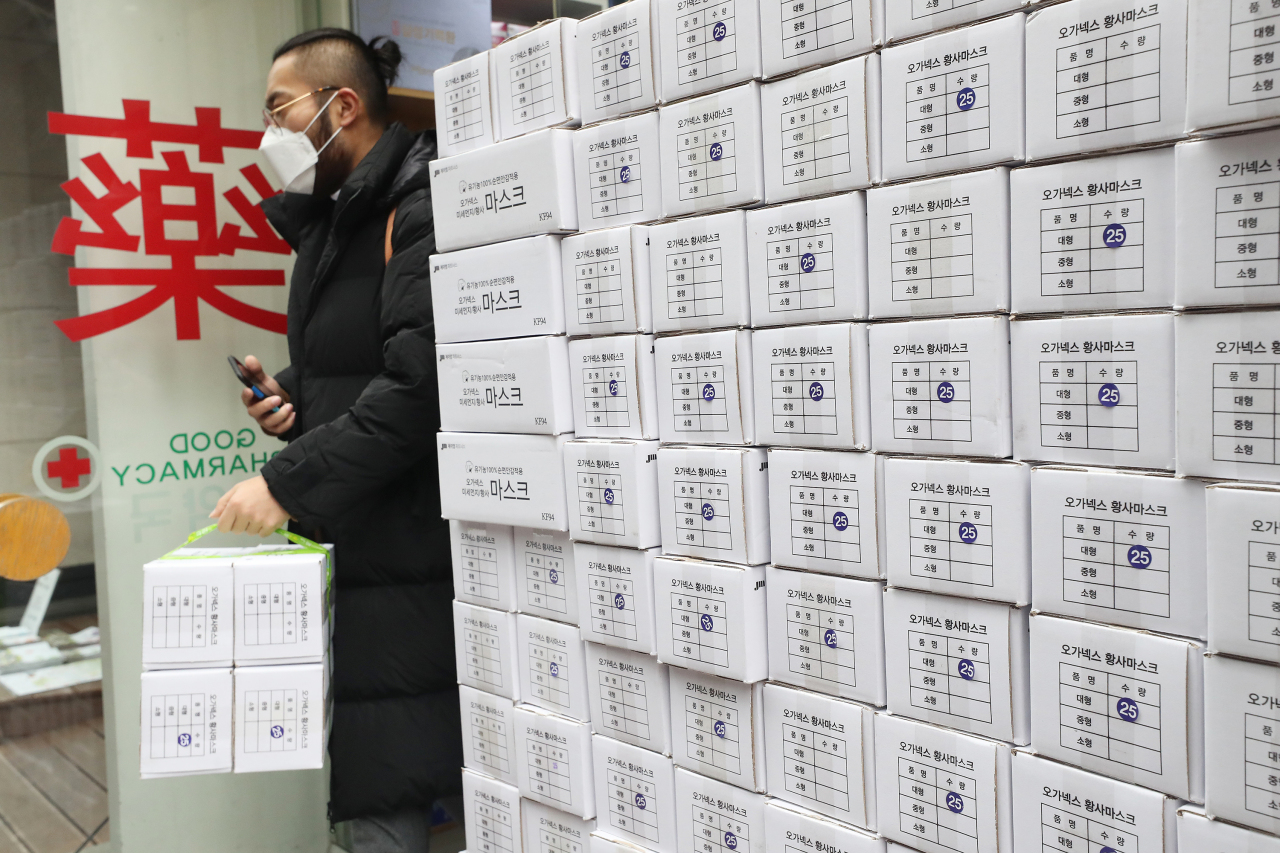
left=259, top=91, right=342, bottom=195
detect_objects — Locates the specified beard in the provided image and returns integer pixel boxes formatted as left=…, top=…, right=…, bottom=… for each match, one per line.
left=308, top=108, right=348, bottom=198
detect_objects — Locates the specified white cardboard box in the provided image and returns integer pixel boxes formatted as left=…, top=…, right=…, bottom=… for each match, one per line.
left=673, top=768, right=767, bottom=853
left=460, top=683, right=520, bottom=785
left=575, top=543, right=661, bottom=654
left=760, top=54, right=882, bottom=203
left=759, top=0, right=879, bottom=79
left=1031, top=465, right=1207, bottom=639
left=1178, top=804, right=1280, bottom=852
left=654, top=329, right=756, bottom=445
left=669, top=669, right=765, bottom=786
left=1175, top=129, right=1280, bottom=309
left=516, top=527, right=580, bottom=625
left=589, top=830, right=652, bottom=853
left=656, top=445, right=770, bottom=565
left=764, top=800, right=885, bottom=853
left=455, top=599, right=521, bottom=701
left=1010, top=311, right=1176, bottom=470
left=867, top=315, right=1013, bottom=458
left=232, top=662, right=327, bottom=773
left=585, top=642, right=672, bottom=754
left=569, top=335, right=660, bottom=440
left=1010, top=147, right=1176, bottom=314
left=883, top=456, right=1031, bottom=605
left=574, top=112, right=664, bottom=231
left=763, top=682, right=878, bottom=828
left=563, top=225, right=654, bottom=336
left=464, top=768, right=525, bottom=853
left=658, top=83, right=766, bottom=218
left=141, top=555, right=232, bottom=669
left=523, top=800, right=596, bottom=853
left=517, top=613, right=592, bottom=721
left=576, top=0, right=661, bottom=126
left=431, top=129, right=578, bottom=252
left=879, top=14, right=1026, bottom=183
left=1206, top=482, right=1280, bottom=663
left=565, top=439, right=663, bottom=549
left=1175, top=309, right=1280, bottom=483
left=1186, top=0, right=1280, bottom=133
left=654, top=556, right=769, bottom=683
left=768, top=448, right=885, bottom=579
left=1011, top=749, right=1179, bottom=853
left=765, top=565, right=887, bottom=706
left=873, top=711, right=1014, bottom=853
left=515, top=704, right=597, bottom=818
left=435, top=52, right=497, bottom=157
left=232, top=550, right=328, bottom=666
left=451, top=520, right=517, bottom=612
left=1027, top=613, right=1205, bottom=801
left=1203, top=654, right=1280, bottom=833
left=884, top=0, right=1021, bottom=44
left=492, top=19, right=581, bottom=140
left=438, top=432, right=571, bottom=530
left=883, top=587, right=1031, bottom=744
left=654, top=0, right=762, bottom=102
left=751, top=322, right=872, bottom=450
left=437, top=336, right=575, bottom=434
left=649, top=211, right=750, bottom=333
left=592, top=734, right=678, bottom=853
left=867, top=167, right=1011, bottom=320
left=1024, top=0, right=1188, bottom=161
left=746, top=192, right=869, bottom=327
left=139, top=667, right=233, bottom=778
left=431, top=235, right=566, bottom=343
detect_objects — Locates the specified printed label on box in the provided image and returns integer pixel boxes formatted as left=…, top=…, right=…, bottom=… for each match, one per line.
left=585, top=641, right=672, bottom=755
left=1207, top=483, right=1280, bottom=663
left=464, top=768, right=526, bottom=853
left=431, top=235, right=566, bottom=343
left=1186, top=0, right=1280, bottom=132
left=233, top=663, right=326, bottom=773
left=657, top=83, right=766, bottom=217
left=565, top=439, right=663, bottom=549
left=575, top=543, right=660, bottom=654
left=669, top=668, right=766, bottom=790
left=563, top=225, right=652, bottom=337
left=574, top=112, right=664, bottom=230
left=232, top=552, right=328, bottom=666
left=653, top=557, right=769, bottom=682
left=141, top=558, right=232, bottom=669
left=655, top=0, right=763, bottom=101
left=522, top=799, right=595, bottom=853
left=768, top=448, right=882, bottom=579
left=492, top=19, right=579, bottom=140
left=593, top=735, right=678, bottom=853
left=657, top=446, right=770, bottom=566
left=654, top=329, right=755, bottom=446
left=648, top=211, right=750, bottom=334
left=454, top=600, right=520, bottom=701
left=438, top=432, right=570, bottom=531
left=518, top=613, right=592, bottom=721
left=435, top=53, right=496, bottom=157
left=1204, top=654, right=1280, bottom=835
left=139, top=667, right=233, bottom=778
left=515, top=527, right=578, bottom=625
left=515, top=705, right=597, bottom=819
left=451, top=520, right=517, bottom=611
left=758, top=0, right=876, bottom=79
left=570, top=335, right=659, bottom=441
left=460, top=684, right=520, bottom=785
left=763, top=800, right=884, bottom=853
left=673, top=766, right=768, bottom=853
left=884, top=0, right=1021, bottom=44
left=577, top=0, right=659, bottom=124
left=437, top=336, right=574, bottom=434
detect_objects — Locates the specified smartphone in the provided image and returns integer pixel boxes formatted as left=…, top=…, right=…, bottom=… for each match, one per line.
left=228, top=356, right=280, bottom=413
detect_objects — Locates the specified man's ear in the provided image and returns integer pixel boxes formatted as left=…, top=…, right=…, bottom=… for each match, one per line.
left=333, top=87, right=364, bottom=128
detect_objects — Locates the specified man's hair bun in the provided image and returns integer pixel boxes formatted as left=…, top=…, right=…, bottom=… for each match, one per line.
left=368, top=36, right=402, bottom=88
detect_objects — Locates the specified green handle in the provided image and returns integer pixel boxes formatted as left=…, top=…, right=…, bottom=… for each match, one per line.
left=163, top=524, right=327, bottom=559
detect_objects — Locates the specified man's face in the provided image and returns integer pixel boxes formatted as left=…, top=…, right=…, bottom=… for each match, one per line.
left=263, top=53, right=350, bottom=196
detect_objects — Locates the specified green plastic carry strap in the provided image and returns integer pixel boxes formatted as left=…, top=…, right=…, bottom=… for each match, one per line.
left=162, top=524, right=332, bottom=592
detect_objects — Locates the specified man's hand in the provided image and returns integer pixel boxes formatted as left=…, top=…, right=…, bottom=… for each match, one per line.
left=211, top=475, right=291, bottom=537
left=241, top=355, right=295, bottom=436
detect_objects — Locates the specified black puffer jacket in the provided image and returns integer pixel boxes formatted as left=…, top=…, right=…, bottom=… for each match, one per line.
left=260, top=123, right=460, bottom=821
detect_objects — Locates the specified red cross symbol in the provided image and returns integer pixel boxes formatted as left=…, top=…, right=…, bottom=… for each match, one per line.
left=46, top=447, right=92, bottom=489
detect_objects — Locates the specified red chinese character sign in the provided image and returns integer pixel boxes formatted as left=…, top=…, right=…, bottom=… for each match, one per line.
left=48, top=99, right=290, bottom=341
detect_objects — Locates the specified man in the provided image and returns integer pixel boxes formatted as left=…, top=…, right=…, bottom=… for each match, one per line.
left=211, top=28, right=460, bottom=852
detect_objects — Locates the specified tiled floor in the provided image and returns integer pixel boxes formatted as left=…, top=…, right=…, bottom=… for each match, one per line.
left=0, top=718, right=108, bottom=852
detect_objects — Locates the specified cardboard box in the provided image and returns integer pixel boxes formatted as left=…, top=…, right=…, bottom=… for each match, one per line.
left=464, top=767, right=525, bottom=853
left=524, top=801, right=597, bottom=853
left=563, top=225, right=654, bottom=336
left=1025, top=0, right=1187, bottom=161
left=592, top=735, right=678, bottom=853
left=761, top=54, right=882, bottom=203
left=672, top=765, right=767, bottom=843
left=590, top=831, right=653, bottom=853
left=431, top=235, right=566, bottom=343
left=431, top=129, right=577, bottom=252
left=438, top=432, right=571, bottom=531
left=746, top=192, right=869, bottom=327
left=883, top=588, right=1030, bottom=744
left=1028, top=613, right=1205, bottom=801
left=233, top=662, right=327, bottom=773
left=1178, top=804, right=1280, bottom=852
left=658, top=83, right=766, bottom=218
left=575, top=543, right=661, bottom=654
left=656, top=445, right=770, bottom=565
left=763, top=683, right=878, bottom=828
left=492, top=19, right=581, bottom=140
left=585, top=642, right=672, bottom=754
left=454, top=599, right=521, bottom=701
left=1175, top=309, right=1280, bottom=482
left=768, top=448, right=885, bottom=580
left=763, top=800, right=885, bottom=853
left=517, top=614, right=592, bottom=721
left=759, top=0, right=879, bottom=79
left=1010, top=147, right=1176, bottom=314
left=1010, top=311, right=1176, bottom=470
left=873, top=711, right=1013, bottom=853
left=138, top=667, right=233, bottom=778
left=654, top=0, right=762, bottom=102
left=1206, top=482, right=1280, bottom=663
left=460, top=683, right=521, bottom=785
left=515, top=704, right=597, bottom=818
left=670, top=669, right=766, bottom=788
left=577, top=0, right=661, bottom=125
left=515, top=527, right=580, bottom=625
left=1031, top=465, right=1207, bottom=638
left=883, top=456, right=1031, bottom=605
left=867, top=167, right=1010, bottom=319
left=1011, top=749, right=1179, bottom=853
left=569, top=335, right=660, bottom=440
left=564, top=439, right=663, bottom=549
left=654, top=329, right=756, bottom=445
left=141, top=554, right=232, bottom=669
left=452, top=520, right=517, bottom=612
left=437, top=336, right=575, bottom=434
left=653, top=557, right=769, bottom=682
left=867, top=315, right=1013, bottom=458
left=751, top=322, right=872, bottom=450
left=574, top=112, right=664, bottom=231
left=435, top=52, right=498, bottom=157
left=232, top=550, right=328, bottom=666
left=879, top=14, right=1026, bottom=183
left=649, top=211, right=751, bottom=333
left=1203, top=654, right=1280, bottom=832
